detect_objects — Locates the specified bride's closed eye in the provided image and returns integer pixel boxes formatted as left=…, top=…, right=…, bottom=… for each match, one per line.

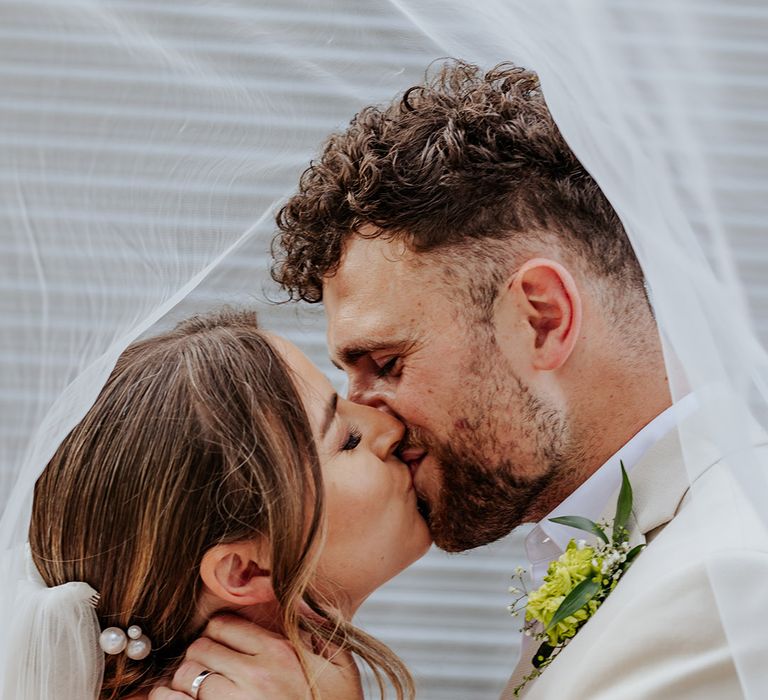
left=340, top=426, right=362, bottom=452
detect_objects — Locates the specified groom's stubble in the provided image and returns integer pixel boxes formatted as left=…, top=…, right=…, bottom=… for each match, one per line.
left=403, top=333, right=574, bottom=553
left=270, top=60, right=658, bottom=552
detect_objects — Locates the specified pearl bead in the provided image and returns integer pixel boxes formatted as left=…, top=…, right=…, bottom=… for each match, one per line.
left=126, top=634, right=152, bottom=661
left=127, top=625, right=142, bottom=640
left=99, top=627, right=127, bottom=655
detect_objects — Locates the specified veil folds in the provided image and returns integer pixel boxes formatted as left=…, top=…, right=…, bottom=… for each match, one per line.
left=2, top=1, right=767, bottom=697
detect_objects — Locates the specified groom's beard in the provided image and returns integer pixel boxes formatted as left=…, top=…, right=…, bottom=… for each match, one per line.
left=409, top=431, right=559, bottom=552
left=404, top=380, right=569, bottom=552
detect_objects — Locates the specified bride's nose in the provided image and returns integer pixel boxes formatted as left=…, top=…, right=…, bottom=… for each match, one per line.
left=364, top=404, right=406, bottom=459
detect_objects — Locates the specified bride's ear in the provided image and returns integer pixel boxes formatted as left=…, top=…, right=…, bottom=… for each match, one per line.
left=199, top=540, right=274, bottom=606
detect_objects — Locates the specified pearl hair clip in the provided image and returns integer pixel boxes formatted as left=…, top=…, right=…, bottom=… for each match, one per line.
left=99, top=624, right=152, bottom=661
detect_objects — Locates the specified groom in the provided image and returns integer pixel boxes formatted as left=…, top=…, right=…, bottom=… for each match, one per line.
left=160, top=61, right=762, bottom=698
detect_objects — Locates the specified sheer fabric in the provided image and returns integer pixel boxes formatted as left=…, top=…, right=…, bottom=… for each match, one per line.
left=4, top=552, right=102, bottom=700
left=391, top=2, right=768, bottom=692
left=2, top=1, right=767, bottom=697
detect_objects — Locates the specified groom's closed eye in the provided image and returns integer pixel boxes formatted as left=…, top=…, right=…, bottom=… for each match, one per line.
left=374, top=356, right=402, bottom=378
left=334, top=334, right=416, bottom=370
left=336, top=342, right=391, bottom=369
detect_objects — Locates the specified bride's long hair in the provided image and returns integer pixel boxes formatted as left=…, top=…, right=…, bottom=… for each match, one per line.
left=28, top=308, right=413, bottom=699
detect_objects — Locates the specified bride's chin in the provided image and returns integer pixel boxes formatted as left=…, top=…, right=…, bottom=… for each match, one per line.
left=414, top=538, right=432, bottom=563
left=408, top=523, right=434, bottom=564
left=370, top=540, right=433, bottom=601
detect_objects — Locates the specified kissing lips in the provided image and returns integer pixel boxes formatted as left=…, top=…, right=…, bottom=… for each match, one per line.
left=399, top=447, right=430, bottom=520
left=399, top=446, right=427, bottom=484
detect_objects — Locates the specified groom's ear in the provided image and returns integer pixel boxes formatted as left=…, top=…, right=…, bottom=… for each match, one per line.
left=497, top=258, right=582, bottom=372
left=199, top=540, right=275, bottom=606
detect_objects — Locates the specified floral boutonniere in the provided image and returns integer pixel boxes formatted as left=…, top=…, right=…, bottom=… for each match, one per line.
left=508, top=463, right=644, bottom=696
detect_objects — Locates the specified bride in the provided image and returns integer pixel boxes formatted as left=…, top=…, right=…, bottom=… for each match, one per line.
left=25, top=307, right=430, bottom=699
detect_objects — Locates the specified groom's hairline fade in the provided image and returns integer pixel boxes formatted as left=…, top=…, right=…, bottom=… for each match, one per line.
left=272, top=59, right=648, bottom=323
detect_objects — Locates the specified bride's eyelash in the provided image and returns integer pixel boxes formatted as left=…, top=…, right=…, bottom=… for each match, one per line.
left=341, top=426, right=362, bottom=452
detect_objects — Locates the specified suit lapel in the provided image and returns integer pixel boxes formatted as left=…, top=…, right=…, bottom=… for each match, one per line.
left=503, top=411, right=723, bottom=699
left=600, top=426, right=687, bottom=545
left=599, top=410, right=722, bottom=543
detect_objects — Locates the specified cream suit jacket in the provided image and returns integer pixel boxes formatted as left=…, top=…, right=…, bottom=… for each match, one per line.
left=501, top=415, right=768, bottom=700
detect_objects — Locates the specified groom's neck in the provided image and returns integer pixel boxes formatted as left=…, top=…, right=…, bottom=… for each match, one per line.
left=531, top=350, right=674, bottom=521
left=576, top=355, right=672, bottom=483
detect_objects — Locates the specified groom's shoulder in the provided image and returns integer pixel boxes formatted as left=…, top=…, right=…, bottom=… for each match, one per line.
left=633, top=443, right=768, bottom=591
left=519, top=446, right=768, bottom=700
left=655, top=441, right=768, bottom=556
left=522, top=543, right=747, bottom=700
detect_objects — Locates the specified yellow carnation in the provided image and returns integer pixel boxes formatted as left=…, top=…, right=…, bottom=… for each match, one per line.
left=525, top=541, right=602, bottom=645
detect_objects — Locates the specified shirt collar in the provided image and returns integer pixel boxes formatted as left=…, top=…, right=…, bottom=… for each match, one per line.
left=524, top=393, right=698, bottom=584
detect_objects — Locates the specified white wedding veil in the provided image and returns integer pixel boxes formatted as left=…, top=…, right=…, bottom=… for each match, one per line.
left=2, top=1, right=767, bottom=698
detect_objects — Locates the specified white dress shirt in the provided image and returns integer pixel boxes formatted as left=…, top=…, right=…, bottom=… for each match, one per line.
left=524, top=393, right=698, bottom=585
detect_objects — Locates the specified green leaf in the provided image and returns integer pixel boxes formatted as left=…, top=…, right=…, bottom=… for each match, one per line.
left=531, top=641, right=556, bottom=669
left=548, top=516, right=609, bottom=544
left=613, top=461, right=633, bottom=542
left=624, top=543, right=645, bottom=565
left=545, top=577, right=601, bottom=633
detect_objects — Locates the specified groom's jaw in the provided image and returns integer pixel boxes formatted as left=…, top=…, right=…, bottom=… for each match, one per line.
left=416, top=495, right=431, bottom=522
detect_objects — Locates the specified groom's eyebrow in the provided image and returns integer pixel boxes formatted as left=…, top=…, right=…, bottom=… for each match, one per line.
left=320, top=392, right=339, bottom=439
left=334, top=338, right=408, bottom=368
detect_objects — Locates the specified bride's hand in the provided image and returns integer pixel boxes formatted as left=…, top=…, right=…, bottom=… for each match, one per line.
left=148, top=614, right=363, bottom=700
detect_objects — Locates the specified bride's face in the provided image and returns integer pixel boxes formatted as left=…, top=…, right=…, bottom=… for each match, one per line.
left=272, top=336, right=432, bottom=612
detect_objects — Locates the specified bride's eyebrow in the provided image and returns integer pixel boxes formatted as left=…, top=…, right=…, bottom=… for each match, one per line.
left=320, top=392, right=339, bottom=439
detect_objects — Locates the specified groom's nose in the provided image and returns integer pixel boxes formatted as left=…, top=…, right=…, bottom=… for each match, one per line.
left=348, top=380, right=398, bottom=418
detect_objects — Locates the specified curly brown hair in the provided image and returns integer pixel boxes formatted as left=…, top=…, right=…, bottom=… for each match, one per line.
left=272, top=59, right=644, bottom=309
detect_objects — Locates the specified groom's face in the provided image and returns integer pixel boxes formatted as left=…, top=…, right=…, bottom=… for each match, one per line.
left=324, top=234, right=568, bottom=552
